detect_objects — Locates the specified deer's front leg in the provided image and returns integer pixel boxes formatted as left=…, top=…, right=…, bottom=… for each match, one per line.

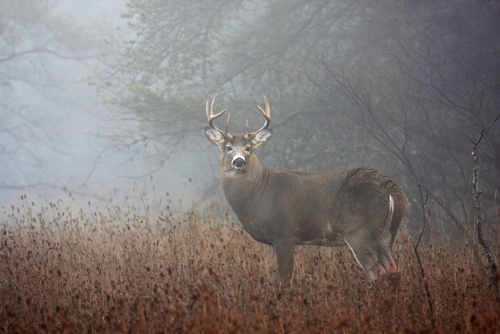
left=273, top=239, right=296, bottom=280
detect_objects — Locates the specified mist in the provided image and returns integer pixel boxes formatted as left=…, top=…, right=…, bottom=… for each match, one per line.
left=1, top=0, right=499, bottom=234
left=1, top=0, right=209, bottom=218
left=3, top=2, right=500, bottom=330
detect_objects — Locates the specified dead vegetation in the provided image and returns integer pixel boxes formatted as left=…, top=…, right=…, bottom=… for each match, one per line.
left=0, top=194, right=499, bottom=333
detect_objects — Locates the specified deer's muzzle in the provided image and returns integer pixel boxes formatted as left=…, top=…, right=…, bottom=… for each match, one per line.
left=232, top=157, right=246, bottom=169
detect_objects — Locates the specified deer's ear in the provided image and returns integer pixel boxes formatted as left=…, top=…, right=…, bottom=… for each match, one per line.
left=205, top=127, right=226, bottom=146
left=251, top=129, right=272, bottom=148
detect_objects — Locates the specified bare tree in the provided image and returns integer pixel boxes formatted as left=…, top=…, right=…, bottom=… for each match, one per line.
left=1, top=0, right=100, bottom=191
left=99, top=0, right=500, bottom=230
left=471, top=114, right=500, bottom=301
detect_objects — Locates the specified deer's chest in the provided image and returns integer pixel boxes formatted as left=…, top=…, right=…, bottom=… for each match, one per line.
left=226, top=197, right=273, bottom=242
left=222, top=189, right=276, bottom=245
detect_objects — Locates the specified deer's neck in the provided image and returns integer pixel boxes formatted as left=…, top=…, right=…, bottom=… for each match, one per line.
left=220, top=155, right=269, bottom=222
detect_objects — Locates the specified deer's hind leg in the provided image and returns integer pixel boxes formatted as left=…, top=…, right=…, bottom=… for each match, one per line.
left=376, top=234, right=398, bottom=274
left=341, top=231, right=381, bottom=282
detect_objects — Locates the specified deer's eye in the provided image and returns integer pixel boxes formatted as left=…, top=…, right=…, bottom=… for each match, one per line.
left=226, top=146, right=233, bottom=152
left=245, top=147, right=251, bottom=152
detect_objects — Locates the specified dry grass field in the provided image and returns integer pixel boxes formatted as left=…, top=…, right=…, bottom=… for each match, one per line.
left=1, top=193, right=499, bottom=333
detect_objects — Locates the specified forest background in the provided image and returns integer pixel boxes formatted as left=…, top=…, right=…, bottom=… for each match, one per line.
left=2, top=1, right=500, bottom=332
left=2, top=0, right=500, bottom=236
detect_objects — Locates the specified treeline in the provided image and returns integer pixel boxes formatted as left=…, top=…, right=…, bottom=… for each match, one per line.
left=97, top=0, right=499, bottom=233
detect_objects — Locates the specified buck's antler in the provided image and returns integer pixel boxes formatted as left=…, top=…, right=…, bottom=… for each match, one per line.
left=206, top=95, right=230, bottom=134
left=247, top=97, right=271, bottom=137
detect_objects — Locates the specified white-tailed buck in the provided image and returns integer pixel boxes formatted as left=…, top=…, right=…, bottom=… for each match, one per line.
left=204, top=96, right=407, bottom=281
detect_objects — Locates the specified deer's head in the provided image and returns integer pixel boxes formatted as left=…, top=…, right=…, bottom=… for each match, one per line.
left=205, top=96, right=272, bottom=172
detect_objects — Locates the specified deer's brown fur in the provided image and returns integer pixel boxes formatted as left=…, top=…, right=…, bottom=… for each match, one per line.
left=205, top=97, right=407, bottom=281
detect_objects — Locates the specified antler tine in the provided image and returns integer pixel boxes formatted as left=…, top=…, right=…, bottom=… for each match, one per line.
left=206, top=95, right=228, bottom=134
left=260, top=96, right=270, bottom=117
left=249, top=97, right=271, bottom=136
left=226, top=112, right=231, bottom=133
left=205, top=99, right=211, bottom=120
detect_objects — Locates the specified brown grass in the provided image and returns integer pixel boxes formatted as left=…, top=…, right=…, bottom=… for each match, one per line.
left=0, top=194, right=499, bottom=333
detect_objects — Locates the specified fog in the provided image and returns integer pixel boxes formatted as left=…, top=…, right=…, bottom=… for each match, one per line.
left=1, top=0, right=209, bottom=216
left=2, top=0, right=499, bottom=233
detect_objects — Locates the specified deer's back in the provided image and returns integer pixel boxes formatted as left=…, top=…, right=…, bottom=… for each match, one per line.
left=226, top=166, right=406, bottom=244
left=266, top=167, right=406, bottom=238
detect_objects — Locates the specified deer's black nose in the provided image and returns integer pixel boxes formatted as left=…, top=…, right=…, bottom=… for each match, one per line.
left=233, top=158, right=245, bottom=169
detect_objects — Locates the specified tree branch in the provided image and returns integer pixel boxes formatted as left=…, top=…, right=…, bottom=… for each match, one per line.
left=470, top=113, right=500, bottom=302
left=414, top=180, right=435, bottom=321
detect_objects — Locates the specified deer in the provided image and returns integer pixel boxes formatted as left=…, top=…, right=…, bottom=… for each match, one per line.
left=204, top=96, right=407, bottom=282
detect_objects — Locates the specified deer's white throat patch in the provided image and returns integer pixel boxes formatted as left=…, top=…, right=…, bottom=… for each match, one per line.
left=225, top=170, right=240, bottom=178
